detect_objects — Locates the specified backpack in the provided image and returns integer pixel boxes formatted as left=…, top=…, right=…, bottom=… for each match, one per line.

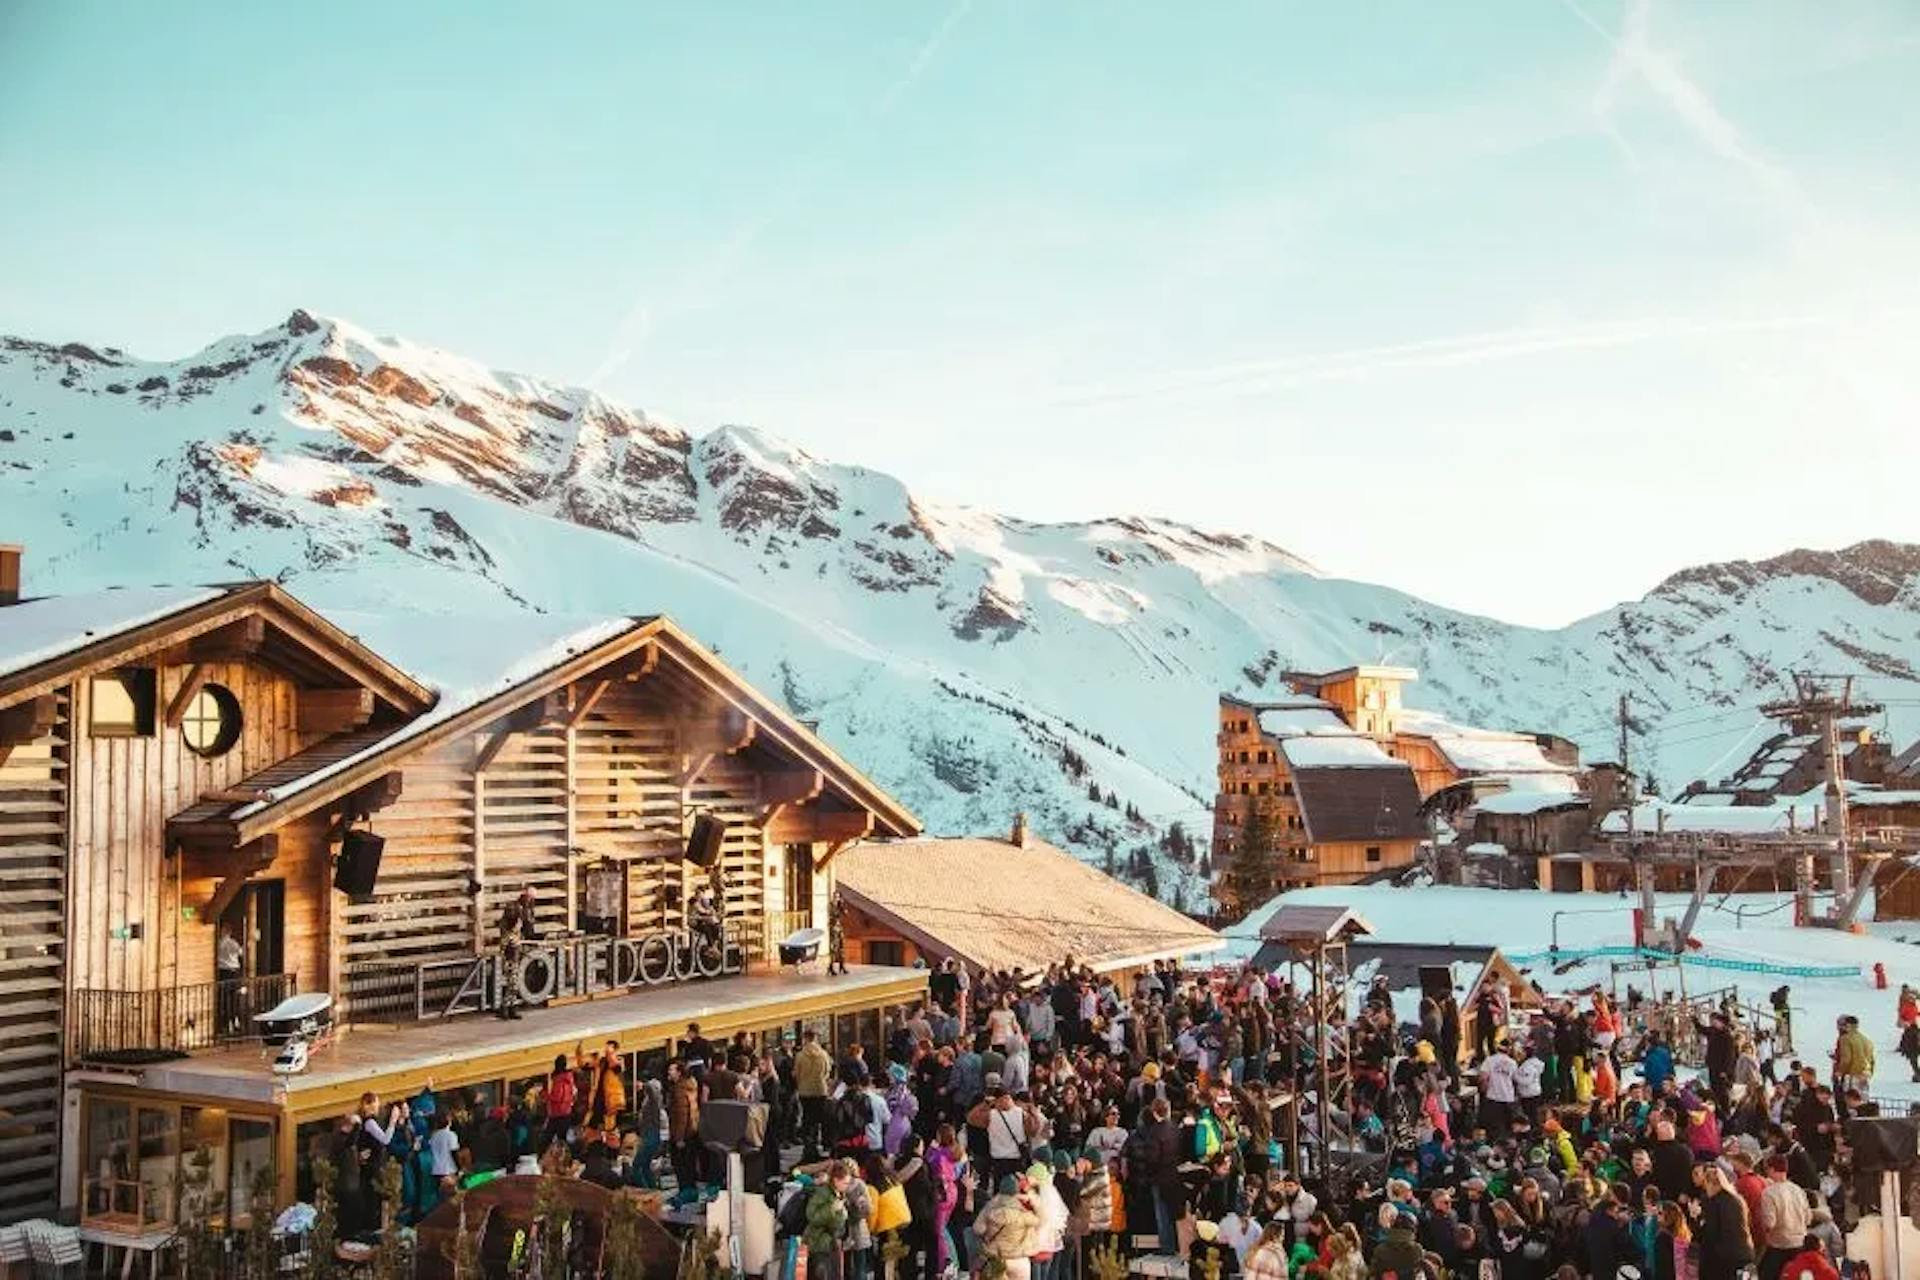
left=833, top=1092, right=872, bottom=1148
left=547, top=1072, right=578, bottom=1119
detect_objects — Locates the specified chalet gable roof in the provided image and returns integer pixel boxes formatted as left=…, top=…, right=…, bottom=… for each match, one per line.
left=835, top=834, right=1221, bottom=973
left=194, top=613, right=921, bottom=845
left=0, top=581, right=434, bottom=717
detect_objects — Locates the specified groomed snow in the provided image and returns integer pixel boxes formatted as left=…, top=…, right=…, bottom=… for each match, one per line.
left=0, top=585, right=228, bottom=679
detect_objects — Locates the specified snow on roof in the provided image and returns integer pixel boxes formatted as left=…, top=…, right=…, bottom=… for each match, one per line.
left=1598, top=797, right=1823, bottom=835
left=836, top=834, right=1222, bottom=974
left=1470, top=790, right=1589, bottom=816
left=1256, top=701, right=1349, bottom=737
left=1852, top=790, right=1920, bottom=808
left=1429, top=731, right=1570, bottom=775
left=1279, top=733, right=1402, bottom=768
left=0, top=585, right=230, bottom=679
left=227, top=610, right=643, bottom=819
left=1462, top=841, right=1509, bottom=855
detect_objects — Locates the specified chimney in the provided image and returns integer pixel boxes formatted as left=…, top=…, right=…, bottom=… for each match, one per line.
left=1010, top=812, right=1030, bottom=849
left=0, top=544, right=20, bottom=606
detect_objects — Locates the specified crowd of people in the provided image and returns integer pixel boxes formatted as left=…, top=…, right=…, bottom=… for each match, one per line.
left=312, top=954, right=1903, bottom=1280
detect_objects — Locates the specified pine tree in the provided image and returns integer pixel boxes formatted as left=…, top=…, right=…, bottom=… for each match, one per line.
left=535, top=1167, right=573, bottom=1280
left=1087, top=781, right=1102, bottom=802
left=243, top=1162, right=277, bottom=1280
left=174, top=1145, right=226, bottom=1279
left=605, top=1193, right=650, bottom=1280
left=306, top=1154, right=339, bottom=1280
left=370, top=1159, right=410, bottom=1280
left=1102, top=846, right=1117, bottom=877
left=1219, top=807, right=1282, bottom=921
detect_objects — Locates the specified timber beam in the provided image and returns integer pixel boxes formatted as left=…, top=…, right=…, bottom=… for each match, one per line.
left=163, top=664, right=211, bottom=728
left=180, top=615, right=267, bottom=663
left=809, top=812, right=877, bottom=866
left=298, top=687, right=376, bottom=734
left=204, top=833, right=281, bottom=921
left=566, top=679, right=612, bottom=728
left=679, top=708, right=757, bottom=787
left=0, top=694, right=56, bottom=747
left=759, top=768, right=824, bottom=827
left=325, top=772, right=404, bottom=839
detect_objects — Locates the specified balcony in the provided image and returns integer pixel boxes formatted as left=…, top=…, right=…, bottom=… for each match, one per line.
left=70, top=974, right=298, bottom=1064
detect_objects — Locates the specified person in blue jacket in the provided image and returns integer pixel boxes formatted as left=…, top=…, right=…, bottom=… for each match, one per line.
left=1640, top=1031, right=1675, bottom=1095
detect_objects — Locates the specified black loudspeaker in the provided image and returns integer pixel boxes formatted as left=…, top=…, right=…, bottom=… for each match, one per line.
left=1848, top=1117, right=1920, bottom=1173
left=334, top=829, right=386, bottom=900
left=685, top=814, right=727, bottom=867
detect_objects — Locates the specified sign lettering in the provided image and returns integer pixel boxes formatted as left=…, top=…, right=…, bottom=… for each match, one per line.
left=439, top=928, right=745, bottom=1019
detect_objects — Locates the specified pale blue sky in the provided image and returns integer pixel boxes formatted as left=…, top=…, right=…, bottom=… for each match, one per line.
left=2, top=2, right=1916, bottom=625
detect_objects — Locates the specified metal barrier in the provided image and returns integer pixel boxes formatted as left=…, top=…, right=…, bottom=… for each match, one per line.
left=71, top=974, right=298, bottom=1061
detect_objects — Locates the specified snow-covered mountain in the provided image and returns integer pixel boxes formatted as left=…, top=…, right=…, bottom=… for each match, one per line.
left=4, top=311, right=1917, bottom=902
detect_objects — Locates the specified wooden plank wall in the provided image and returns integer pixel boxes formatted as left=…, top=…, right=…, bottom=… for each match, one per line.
left=67, top=661, right=313, bottom=996
left=350, top=681, right=771, bottom=977
left=340, top=738, right=478, bottom=972
left=175, top=816, right=331, bottom=989
left=0, top=691, right=68, bottom=1223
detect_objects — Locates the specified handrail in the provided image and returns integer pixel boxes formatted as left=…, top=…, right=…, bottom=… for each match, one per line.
left=71, top=973, right=298, bottom=1061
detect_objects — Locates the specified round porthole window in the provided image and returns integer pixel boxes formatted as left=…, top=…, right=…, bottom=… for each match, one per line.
left=181, top=683, right=243, bottom=758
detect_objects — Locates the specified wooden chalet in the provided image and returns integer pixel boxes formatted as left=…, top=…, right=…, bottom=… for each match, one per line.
left=0, top=552, right=925, bottom=1225
left=835, top=818, right=1225, bottom=979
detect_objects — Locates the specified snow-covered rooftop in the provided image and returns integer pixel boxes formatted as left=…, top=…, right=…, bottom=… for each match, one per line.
left=1256, top=701, right=1349, bottom=737
left=0, top=585, right=230, bottom=679
left=227, top=609, right=644, bottom=820
left=1471, top=789, right=1590, bottom=816
left=1429, top=731, right=1571, bottom=775
left=1278, top=733, right=1402, bottom=769
left=1599, top=796, right=1825, bottom=835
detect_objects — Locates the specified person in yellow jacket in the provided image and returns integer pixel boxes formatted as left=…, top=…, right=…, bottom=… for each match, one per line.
left=1833, top=1015, right=1876, bottom=1094
left=796, top=1029, right=835, bottom=1161
left=1542, top=1115, right=1579, bottom=1177
left=1570, top=1054, right=1594, bottom=1105
left=586, top=1039, right=627, bottom=1143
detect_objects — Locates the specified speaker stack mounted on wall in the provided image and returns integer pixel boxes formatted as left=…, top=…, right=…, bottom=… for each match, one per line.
left=685, top=813, right=728, bottom=868
left=334, top=828, right=386, bottom=902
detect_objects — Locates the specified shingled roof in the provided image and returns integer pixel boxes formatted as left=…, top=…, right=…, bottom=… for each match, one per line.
left=1292, top=764, right=1426, bottom=843
left=835, top=833, right=1223, bottom=975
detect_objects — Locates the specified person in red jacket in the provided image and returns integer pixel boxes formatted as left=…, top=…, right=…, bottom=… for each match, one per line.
left=1777, top=1236, right=1839, bottom=1280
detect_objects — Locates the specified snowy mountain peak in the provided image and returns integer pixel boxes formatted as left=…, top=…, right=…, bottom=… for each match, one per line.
left=1650, top=540, right=1920, bottom=610
left=4, top=310, right=1918, bottom=897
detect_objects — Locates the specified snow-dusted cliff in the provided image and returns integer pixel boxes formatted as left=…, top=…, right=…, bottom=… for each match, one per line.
left=4, top=311, right=1916, bottom=901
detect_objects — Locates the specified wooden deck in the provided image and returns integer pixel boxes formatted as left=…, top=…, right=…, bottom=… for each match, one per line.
left=114, top=964, right=926, bottom=1111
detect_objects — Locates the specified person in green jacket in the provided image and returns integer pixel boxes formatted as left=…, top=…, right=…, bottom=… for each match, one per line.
left=805, top=1161, right=852, bottom=1280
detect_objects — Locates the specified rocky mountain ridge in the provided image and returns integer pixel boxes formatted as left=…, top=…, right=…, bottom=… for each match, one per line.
left=4, top=310, right=1916, bottom=901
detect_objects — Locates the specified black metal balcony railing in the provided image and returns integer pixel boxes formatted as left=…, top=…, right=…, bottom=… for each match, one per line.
left=71, top=973, right=298, bottom=1062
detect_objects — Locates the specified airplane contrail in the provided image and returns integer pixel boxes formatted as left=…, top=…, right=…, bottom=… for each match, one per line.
left=1050, top=312, right=1836, bottom=408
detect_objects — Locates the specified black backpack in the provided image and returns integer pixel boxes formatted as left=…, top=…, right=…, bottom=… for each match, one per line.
left=833, top=1091, right=872, bottom=1147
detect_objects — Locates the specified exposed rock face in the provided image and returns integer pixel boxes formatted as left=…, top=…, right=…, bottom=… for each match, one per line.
left=3, top=308, right=1917, bottom=893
